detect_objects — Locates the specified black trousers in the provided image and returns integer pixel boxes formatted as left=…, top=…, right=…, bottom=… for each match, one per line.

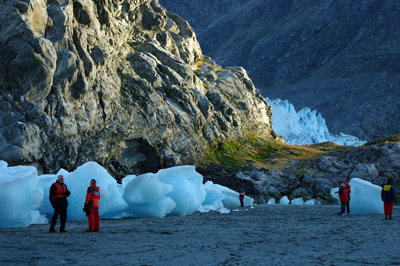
left=50, top=207, right=67, bottom=230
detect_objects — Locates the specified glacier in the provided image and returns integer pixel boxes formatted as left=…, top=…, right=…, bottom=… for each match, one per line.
left=266, top=98, right=366, bottom=146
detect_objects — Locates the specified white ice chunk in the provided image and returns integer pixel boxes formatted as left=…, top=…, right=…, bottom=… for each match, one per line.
left=209, top=184, right=254, bottom=207
left=65, top=162, right=127, bottom=221
left=291, top=197, right=304, bottom=205
left=123, top=173, right=175, bottom=218
left=0, top=160, right=8, bottom=168
left=123, top=166, right=206, bottom=217
left=201, top=181, right=253, bottom=211
left=31, top=210, right=48, bottom=224
left=203, top=181, right=226, bottom=205
left=198, top=199, right=224, bottom=213
left=204, top=182, right=254, bottom=207
left=268, top=198, right=276, bottom=204
left=331, top=178, right=384, bottom=214
left=126, top=196, right=176, bottom=218
left=118, top=175, right=137, bottom=197
left=279, top=196, right=290, bottom=205
left=305, top=199, right=321, bottom=206
left=158, top=165, right=206, bottom=216
left=267, top=198, right=275, bottom=205
left=124, top=173, right=172, bottom=204
left=122, top=174, right=137, bottom=188
left=0, top=166, right=45, bottom=228
left=218, top=207, right=231, bottom=214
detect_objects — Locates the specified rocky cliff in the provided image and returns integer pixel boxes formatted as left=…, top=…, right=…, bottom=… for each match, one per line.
left=199, top=135, right=400, bottom=204
left=160, top=0, right=400, bottom=141
left=0, top=0, right=279, bottom=178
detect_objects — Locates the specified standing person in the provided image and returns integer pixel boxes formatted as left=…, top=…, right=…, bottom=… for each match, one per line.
left=344, top=180, right=351, bottom=214
left=381, top=178, right=396, bottom=220
left=85, top=179, right=101, bottom=232
left=239, top=190, right=245, bottom=207
left=49, top=175, right=71, bottom=232
left=337, top=183, right=349, bottom=215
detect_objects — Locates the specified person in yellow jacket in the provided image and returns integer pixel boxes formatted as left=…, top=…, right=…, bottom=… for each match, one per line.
left=85, top=179, right=100, bottom=232
left=381, top=178, right=396, bottom=220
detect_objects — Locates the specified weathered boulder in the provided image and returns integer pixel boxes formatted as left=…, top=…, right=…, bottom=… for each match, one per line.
left=349, top=164, right=379, bottom=182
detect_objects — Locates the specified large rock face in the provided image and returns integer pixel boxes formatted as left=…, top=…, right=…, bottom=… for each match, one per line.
left=159, top=0, right=400, bottom=141
left=0, top=0, right=278, bottom=178
left=199, top=140, right=400, bottom=204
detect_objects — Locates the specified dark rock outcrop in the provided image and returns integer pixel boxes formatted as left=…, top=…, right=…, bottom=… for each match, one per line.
left=0, top=0, right=279, bottom=179
left=159, top=0, right=400, bottom=141
left=199, top=140, right=400, bottom=204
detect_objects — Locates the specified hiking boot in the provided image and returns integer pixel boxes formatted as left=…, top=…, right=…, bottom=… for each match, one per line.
left=60, top=229, right=67, bottom=233
left=49, top=228, right=56, bottom=233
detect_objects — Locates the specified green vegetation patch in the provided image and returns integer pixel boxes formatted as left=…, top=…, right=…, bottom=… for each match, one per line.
left=365, top=134, right=400, bottom=146
left=203, top=135, right=339, bottom=169
left=195, top=56, right=206, bottom=68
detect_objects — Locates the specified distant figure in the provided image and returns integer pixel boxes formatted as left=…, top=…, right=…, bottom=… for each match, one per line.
left=381, top=178, right=396, bottom=220
left=239, top=191, right=245, bottom=207
left=337, top=183, right=349, bottom=215
left=49, top=175, right=71, bottom=232
left=85, top=179, right=101, bottom=232
left=344, top=180, right=351, bottom=214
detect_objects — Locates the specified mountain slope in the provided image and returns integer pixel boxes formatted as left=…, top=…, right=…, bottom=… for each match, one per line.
left=160, top=0, right=400, bottom=140
left=0, top=0, right=279, bottom=178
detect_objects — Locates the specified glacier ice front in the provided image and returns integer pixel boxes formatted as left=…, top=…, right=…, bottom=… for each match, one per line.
left=0, top=165, right=47, bottom=228
left=266, top=98, right=366, bottom=146
left=330, top=178, right=384, bottom=214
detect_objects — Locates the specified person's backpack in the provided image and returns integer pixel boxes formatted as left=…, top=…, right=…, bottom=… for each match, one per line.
left=83, top=189, right=95, bottom=216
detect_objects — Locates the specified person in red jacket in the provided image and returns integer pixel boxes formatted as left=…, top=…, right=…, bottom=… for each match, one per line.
left=239, top=191, right=245, bottom=207
left=49, top=175, right=71, bottom=232
left=85, top=179, right=101, bottom=232
left=338, top=183, right=349, bottom=215
left=344, top=180, right=351, bottom=214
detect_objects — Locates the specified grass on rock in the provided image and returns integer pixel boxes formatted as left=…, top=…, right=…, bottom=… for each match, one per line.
left=203, top=135, right=340, bottom=169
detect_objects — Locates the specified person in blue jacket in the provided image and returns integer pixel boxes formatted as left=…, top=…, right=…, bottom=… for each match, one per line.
left=381, top=178, right=396, bottom=220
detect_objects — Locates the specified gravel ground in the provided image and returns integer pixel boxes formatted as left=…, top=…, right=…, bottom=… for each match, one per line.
left=0, top=205, right=399, bottom=266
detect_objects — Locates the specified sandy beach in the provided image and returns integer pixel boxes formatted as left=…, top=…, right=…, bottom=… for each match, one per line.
left=1, top=205, right=399, bottom=266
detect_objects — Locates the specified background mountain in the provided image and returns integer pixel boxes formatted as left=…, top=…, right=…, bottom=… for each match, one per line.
left=159, top=0, right=400, bottom=141
left=0, top=0, right=279, bottom=178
